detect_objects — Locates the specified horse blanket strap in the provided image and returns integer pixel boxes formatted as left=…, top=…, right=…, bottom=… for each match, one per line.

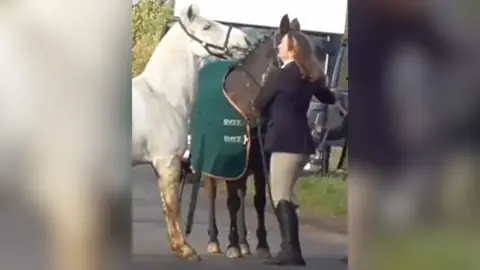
left=190, top=59, right=249, bottom=180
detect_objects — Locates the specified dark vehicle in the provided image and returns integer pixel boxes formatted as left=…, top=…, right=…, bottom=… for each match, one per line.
left=303, top=39, right=348, bottom=174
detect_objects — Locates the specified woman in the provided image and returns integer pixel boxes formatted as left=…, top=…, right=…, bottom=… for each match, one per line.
left=254, top=30, right=336, bottom=266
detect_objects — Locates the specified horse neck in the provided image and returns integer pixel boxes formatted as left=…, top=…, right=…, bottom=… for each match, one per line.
left=142, top=24, right=201, bottom=116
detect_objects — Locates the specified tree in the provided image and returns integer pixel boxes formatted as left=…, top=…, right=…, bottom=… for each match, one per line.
left=132, top=0, right=173, bottom=76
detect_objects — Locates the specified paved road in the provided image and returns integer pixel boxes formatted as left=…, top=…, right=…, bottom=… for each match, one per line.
left=132, top=165, right=347, bottom=270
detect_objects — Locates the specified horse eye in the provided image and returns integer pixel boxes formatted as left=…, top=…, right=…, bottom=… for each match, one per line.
left=203, top=24, right=212, bottom=30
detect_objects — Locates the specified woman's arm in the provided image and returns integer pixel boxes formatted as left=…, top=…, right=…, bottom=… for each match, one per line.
left=313, top=80, right=336, bottom=105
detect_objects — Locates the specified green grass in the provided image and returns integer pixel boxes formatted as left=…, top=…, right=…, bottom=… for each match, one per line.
left=295, top=146, right=347, bottom=217
left=297, top=173, right=347, bottom=217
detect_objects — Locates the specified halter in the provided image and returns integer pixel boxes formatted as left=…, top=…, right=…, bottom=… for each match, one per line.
left=179, top=20, right=233, bottom=59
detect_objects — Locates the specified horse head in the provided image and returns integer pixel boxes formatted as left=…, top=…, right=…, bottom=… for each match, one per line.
left=178, top=4, right=251, bottom=60
left=222, top=14, right=302, bottom=124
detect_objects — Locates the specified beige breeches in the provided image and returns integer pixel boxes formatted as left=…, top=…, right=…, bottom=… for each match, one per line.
left=269, top=152, right=308, bottom=207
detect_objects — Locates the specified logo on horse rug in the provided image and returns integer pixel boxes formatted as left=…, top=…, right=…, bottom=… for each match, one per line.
left=189, top=59, right=249, bottom=180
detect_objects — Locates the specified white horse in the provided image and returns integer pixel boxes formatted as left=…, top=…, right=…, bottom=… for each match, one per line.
left=132, top=4, right=251, bottom=260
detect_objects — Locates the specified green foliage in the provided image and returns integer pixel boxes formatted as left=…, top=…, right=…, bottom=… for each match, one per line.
left=132, top=0, right=173, bottom=76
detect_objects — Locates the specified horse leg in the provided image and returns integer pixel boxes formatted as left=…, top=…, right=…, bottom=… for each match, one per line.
left=253, top=167, right=271, bottom=258
left=153, top=157, right=200, bottom=261
left=237, top=176, right=252, bottom=256
left=204, top=176, right=221, bottom=254
left=225, top=179, right=243, bottom=258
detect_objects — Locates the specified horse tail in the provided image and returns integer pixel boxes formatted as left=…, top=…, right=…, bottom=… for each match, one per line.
left=177, top=158, right=190, bottom=210
left=185, top=136, right=204, bottom=236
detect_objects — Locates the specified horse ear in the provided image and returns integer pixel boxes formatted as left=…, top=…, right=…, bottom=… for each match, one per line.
left=182, top=4, right=200, bottom=22
left=279, top=14, right=290, bottom=35
left=290, top=18, right=301, bottom=30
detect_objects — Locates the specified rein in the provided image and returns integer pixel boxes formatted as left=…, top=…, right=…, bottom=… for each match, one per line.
left=179, top=20, right=233, bottom=59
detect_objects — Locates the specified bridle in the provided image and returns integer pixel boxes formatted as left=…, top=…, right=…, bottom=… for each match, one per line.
left=179, top=19, right=233, bottom=59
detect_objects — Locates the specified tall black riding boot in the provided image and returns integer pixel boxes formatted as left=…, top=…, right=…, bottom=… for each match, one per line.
left=264, top=200, right=306, bottom=266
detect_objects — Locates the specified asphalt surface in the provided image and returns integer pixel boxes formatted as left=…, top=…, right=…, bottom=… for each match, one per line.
left=132, top=165, right=347, bottom=270
left=0, top=164, right=347, bottom=270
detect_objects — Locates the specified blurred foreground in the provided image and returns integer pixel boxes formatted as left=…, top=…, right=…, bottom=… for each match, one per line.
left=0, top=0, right=131, bottom=269
left=349, top=0, right=480, bottom=269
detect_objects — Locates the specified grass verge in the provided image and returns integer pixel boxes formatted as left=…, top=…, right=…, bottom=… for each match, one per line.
left=297, top=172, right=347, bottom=218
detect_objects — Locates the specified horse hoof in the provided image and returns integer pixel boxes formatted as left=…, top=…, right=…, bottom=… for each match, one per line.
left=176, top=251, right=201, bottom=261
left=207, top=241, right=222, bottom=254
left=186, top=253, right=202, bottom=261
left=240, top=243, right=251, bottom=256
left=175, top=244, right=201, bottom=261
left=226, top=246, right=242, bottom=259
left=255, top=247, right=271, bottom=258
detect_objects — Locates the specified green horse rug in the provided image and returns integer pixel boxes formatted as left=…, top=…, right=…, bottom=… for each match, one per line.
left=185, top=59, right=253, bottom=234
left=189, top=59, right=250, bottom=180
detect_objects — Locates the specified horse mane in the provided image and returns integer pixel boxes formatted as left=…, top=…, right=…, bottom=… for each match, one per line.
left=237, top=32, right=275, bottom=65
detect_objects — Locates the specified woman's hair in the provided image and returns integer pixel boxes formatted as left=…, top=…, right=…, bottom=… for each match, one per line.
left=285, top=30, right=325, bottom=82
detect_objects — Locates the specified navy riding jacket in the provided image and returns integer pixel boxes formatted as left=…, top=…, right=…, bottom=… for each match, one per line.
left=254, top=62, right=336, bottom=154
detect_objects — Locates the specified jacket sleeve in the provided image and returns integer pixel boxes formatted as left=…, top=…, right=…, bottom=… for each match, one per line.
left=313, top=79, right=336, bottom=105
left=254, top=64, right=301, bottom=111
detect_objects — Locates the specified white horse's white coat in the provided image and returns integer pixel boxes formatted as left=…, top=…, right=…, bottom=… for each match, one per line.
left=132, top=5, right=250, bottom=165
left=131, top=5, right=250, bottom=259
